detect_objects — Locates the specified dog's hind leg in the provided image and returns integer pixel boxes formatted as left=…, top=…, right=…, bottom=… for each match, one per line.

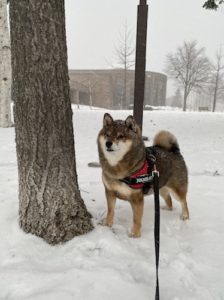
left=160, top=186, right=173, bottom=210
left=102, top=189, right=116, bottom=227
left=170, top=187, right=189, bottom=220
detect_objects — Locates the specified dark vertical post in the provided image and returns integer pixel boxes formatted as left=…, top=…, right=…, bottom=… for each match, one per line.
left=133, top=0, right=148, bottom=130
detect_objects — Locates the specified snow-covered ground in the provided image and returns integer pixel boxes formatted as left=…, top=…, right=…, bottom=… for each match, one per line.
left=0, top=108, right=224, bottom=300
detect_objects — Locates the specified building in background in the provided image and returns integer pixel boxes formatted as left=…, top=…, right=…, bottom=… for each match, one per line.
left=69, top=69, right=167, bottom=109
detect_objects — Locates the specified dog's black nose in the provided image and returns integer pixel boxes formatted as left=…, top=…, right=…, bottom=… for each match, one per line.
left=106, top=141, right=113, bottom=148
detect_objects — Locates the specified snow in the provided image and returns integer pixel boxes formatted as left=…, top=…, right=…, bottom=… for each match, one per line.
left=0, top=108, right=224, bottom=300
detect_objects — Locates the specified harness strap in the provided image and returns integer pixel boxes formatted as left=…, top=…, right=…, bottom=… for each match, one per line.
left=120, top=174, right=153, bottom=185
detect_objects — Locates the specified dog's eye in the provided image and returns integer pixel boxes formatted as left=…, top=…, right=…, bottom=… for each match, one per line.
left=105, top=133, right=111, bottom=138
left=117, top=134, right=124, bottom=139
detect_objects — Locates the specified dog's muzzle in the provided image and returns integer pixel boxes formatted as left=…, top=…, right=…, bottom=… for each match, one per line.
left=106, top=141, right=114, bottom=152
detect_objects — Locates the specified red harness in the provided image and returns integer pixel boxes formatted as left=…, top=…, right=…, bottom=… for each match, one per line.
left=120, top=160, right=154, bottom=192
left=128, top=160, right=149, bottom=189
left=120, top=153, right=157, bottom=194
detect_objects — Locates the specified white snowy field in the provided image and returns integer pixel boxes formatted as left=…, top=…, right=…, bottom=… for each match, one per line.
left=0, top=108, right=224, bottom=300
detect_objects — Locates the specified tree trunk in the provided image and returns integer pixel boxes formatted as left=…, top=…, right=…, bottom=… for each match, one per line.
left=123, top=67, right=127, bottom=109
left=212, top=86, right=217, bottom=112
left=9, top=0, right=93, bottom=244
left=183, top=87, right=187, bottom=112
left=212, top=71, right=219, bottom=112
left=0, top=0, right=13, bottom=127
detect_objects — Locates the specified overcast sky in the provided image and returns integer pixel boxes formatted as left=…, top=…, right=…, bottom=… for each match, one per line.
left=65, top=0, right=224, bottom=96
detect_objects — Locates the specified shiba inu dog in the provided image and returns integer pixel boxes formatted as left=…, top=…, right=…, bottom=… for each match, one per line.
left=97, top=113, right=189, bottom=237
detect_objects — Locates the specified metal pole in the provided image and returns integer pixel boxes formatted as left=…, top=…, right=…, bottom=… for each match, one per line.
left=133, top=0, right=148, bottom=130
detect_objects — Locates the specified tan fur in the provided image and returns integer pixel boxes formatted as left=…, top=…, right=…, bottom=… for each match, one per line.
left=153, top=130, right=179, bottom=151
left=98, top=114, right=189, bottom=237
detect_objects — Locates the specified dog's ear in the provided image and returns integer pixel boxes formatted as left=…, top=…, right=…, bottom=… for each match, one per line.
left=125, top=115, right=137, bottom=133
left=103, top=113, right=113, bottom=127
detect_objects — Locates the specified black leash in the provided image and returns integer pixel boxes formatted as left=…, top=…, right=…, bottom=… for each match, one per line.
left=153, top=168, right=160, bottom=300
left=119, top=149, right=161, bottom=299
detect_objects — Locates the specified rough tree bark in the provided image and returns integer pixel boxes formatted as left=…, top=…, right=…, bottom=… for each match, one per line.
left=9, top=0, right=93, bottom=244
left=0, top=0, right=12, bottom=127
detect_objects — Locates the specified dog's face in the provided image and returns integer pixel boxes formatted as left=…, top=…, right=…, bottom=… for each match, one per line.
left=98, top=113, right=141, bottom=166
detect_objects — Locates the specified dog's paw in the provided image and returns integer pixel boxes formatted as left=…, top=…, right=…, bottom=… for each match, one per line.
left=161, top=205, right=173, bottom=211
left=129, top=231, right=141, bottom=238
left=101, top=218, right=113, bottom=227
left=180, top=213, right=190, bottom=221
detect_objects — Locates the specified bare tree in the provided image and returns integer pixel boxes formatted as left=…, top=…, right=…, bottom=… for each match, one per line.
left=9, top=0, right=93, bottom=244
left=113, top=22, right=135, bottom=109
left=0, top=0, right=12, bottom=127
left=209, top=48, right=224, bottom=112
left=165, top=40, right=211, bottom=111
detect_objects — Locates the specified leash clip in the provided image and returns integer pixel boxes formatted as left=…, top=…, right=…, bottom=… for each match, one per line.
left=152, top=165, right=159, bottom=177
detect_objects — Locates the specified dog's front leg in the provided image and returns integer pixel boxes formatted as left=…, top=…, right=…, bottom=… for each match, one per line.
left=129, top=194, right=144, bottom=238
left=102, top=188, right=116, bottom=227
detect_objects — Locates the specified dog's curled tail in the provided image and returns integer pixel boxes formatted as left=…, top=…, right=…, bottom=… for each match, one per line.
left=153, top=130, right=180, bottom=153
